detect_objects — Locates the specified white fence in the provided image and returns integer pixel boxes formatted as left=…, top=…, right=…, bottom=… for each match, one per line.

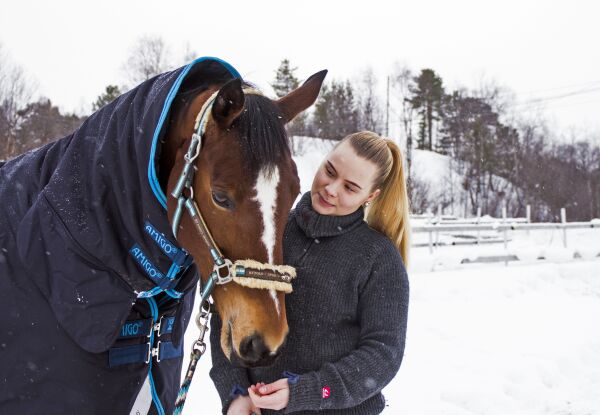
left=412, top=205, right=600, bottom=254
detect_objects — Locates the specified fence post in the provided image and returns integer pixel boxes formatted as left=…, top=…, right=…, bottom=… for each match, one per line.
left=502, top=204, right=508, bottom=250
left=526, top=205, right=531, bottom=236
left=476, top=206, right=481, bottom=244
left=428, top=229, right=433, bottom=254
left=561, top=208, right=567, bottom=248
left=436, top=204, right=441, bottom=246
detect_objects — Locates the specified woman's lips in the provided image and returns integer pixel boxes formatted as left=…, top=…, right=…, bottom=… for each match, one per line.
left=318, top=192, right=335, bottom=208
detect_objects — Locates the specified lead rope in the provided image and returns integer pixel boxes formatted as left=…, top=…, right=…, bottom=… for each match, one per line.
left=173, top=261, right=221, bottom=415
left=173, top=295, right=212, bottom=415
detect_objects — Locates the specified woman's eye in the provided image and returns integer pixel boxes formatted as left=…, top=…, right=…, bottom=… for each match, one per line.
left=345, top=185, right=355, bottom=193
left=325, top=167, right=334, bottom=177
left=212, top=191, right=234, bottom=210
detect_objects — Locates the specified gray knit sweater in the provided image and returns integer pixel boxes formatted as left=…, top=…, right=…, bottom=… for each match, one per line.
left=209, top=191, right=409, bottom=414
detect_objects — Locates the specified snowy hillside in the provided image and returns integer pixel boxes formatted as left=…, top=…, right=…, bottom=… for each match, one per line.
left=290, top=136, right=521, bottom=219
left=179, top=137, right=600, bottom=415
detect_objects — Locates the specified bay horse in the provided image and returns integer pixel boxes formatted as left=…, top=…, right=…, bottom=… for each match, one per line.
left=0, top=57, right=326, bottom=414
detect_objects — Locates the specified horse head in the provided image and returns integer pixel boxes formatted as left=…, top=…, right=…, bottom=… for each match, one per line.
left=164, top=68, right=326, bottom=367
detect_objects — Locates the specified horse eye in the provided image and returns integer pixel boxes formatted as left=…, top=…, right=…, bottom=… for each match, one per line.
left=212, top=191, right=234, bottom=210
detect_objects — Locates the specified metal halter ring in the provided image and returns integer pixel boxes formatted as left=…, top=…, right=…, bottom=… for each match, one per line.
left=213, top=258, right=234, bottom=285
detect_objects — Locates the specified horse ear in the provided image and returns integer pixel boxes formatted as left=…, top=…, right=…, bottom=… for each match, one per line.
left=276, top=70, right=327, bottom=123
left=212, top=78, right=245, bottom=129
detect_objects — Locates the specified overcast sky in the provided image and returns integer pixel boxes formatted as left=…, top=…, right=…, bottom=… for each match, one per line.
left=1, top=0, right=599, bottom=137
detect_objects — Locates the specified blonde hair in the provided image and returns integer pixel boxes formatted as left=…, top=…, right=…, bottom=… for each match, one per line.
left=339, top=131, right=411, bottom=266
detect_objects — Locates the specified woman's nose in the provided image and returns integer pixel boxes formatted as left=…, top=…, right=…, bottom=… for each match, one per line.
left=325, top=183, right=337, bottom=197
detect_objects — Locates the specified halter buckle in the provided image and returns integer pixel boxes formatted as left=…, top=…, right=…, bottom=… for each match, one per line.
left=213, top=258, right=234, bottom=284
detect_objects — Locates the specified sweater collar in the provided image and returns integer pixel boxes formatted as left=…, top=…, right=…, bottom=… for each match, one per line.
left=294, top=191, right=365, bottom=238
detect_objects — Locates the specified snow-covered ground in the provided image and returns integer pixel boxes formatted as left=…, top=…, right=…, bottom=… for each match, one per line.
left=180, top=139, right=600, bottom=414
left=181, top=235, right=600, bottom=414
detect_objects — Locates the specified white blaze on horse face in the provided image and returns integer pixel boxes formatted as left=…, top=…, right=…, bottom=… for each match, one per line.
left=252, top=166, right=281, bottom=316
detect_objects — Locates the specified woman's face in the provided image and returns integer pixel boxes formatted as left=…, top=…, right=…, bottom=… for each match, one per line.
left=311, top=140, right=381, bottom=216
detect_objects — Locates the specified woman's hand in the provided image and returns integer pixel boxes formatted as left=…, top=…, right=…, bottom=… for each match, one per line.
left=248, top=379, right=290, bottom=411
left=227, top=395, right=262, bottom=415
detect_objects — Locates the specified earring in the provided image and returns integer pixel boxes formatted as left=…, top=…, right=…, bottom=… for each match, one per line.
left=364, top=201, right=371, bottom=207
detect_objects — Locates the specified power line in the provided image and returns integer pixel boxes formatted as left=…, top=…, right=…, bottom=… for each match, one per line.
left=518, top=79, right=600, bottom=95
left=513, top=86, right=600, bottom=108
left=530, top=97, right=600, bottom=110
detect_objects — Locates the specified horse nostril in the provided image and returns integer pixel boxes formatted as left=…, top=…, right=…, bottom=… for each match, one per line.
left=239, top=334, right=270, bottom=364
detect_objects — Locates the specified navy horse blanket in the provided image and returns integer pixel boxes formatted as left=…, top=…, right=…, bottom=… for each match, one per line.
left=0, top=57, right=240, bottom=414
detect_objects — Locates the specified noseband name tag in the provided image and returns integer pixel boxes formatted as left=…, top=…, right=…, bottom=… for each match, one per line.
left=232, top=259, right=296, bottom=293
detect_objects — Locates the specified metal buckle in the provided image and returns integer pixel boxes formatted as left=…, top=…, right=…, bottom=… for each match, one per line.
left=154, top=317, right=163, bottom=337
left=213, top=258, right=234, bottom=284
left=152, top=341, right=162, bottom=363
left=157, top=315, right=172, bottom=337
left=145, top=342, right=152, bottom=364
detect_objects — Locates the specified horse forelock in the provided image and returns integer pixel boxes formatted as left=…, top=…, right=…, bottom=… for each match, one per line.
left=232, top=93, right=290, bottom=177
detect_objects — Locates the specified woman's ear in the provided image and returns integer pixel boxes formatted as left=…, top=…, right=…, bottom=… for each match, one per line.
left=365, top=189, right=381, bottom=204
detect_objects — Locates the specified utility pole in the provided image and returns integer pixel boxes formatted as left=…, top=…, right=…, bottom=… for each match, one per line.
left=385, top=75, right=390, bottom=137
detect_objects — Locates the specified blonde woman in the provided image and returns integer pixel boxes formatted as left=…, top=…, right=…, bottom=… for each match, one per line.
left=210, top=131, right=411, bottom=415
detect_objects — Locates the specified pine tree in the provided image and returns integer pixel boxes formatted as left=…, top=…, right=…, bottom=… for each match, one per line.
left=92, top=85, right=122, bottom=111
left=313, top=80, right=359, bottom=140
left=271, top=59, right=300, bottom=98
left=271, top=59, right=307, bottom=139
left=410, top=69, right=445, bottom=151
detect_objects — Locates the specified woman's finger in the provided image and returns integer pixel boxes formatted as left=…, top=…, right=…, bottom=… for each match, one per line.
left=258, top=378, right=288, bottom=395
left=248, top=389, right=287, bottom=410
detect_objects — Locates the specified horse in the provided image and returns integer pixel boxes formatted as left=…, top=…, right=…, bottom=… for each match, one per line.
left=0, top=57, right=326, bottom=414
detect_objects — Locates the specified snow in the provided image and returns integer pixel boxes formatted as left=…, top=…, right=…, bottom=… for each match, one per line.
left=178, top=138, right=600, bottom=414
left=181, top=242, right=600, bottom=414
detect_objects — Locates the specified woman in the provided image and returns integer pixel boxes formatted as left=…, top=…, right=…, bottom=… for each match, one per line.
left=210, top=131, right=410, bottom=414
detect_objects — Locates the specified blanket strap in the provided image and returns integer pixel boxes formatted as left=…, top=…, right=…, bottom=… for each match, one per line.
left=107, top=316, right=179, bottom=367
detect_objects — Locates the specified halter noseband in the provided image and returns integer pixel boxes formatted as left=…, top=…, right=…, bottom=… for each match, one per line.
left=169, top=89, right=296, bottom=302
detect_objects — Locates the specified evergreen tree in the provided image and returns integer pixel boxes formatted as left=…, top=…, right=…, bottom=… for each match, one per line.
left=271, top=59, right=307, bottom=138
left=410, top=69, right=444, bottom=150
left=271, top=59, right=300, bottom=98
left=93, top=85, right=122, bottom=111
left=313, top=80, right=359, bottom=140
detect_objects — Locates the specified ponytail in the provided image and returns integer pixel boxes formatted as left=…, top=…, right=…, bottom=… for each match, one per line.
left=343, top=132, right=411, bottom=267
left=365, top=140, right=411, bottom=267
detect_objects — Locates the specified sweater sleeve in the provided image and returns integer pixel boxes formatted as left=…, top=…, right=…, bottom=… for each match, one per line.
left=208, top=313, right=252, bottom=414
left=284, top=243, right=410, bottom=413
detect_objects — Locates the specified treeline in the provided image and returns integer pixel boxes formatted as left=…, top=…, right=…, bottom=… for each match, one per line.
left=2, top=37, right=599, bottom=221
left=272, top=60, right=600, bottom=222
left=0, top=36, right=186, bottom=160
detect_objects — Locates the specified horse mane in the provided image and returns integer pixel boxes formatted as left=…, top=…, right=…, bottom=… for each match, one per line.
left=232, top=85, right=290, bottom=177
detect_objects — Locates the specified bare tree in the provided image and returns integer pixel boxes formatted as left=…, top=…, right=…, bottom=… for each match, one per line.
left=572, top=131, right=600, bottom=219
left=0, top=44, right=35, bottom=159
left=407, top=174, right=431, bottom=214
left=391, top=64, right=416, bottom=188
left=592, top=142, right=600, bottom=219
left=181, top=42, right=197, bottom=65
left=472, top=74, right=516, bottom=120
left=356, top=67, right=383, bottom=134
left=122, top=35, right=172, bottom=86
